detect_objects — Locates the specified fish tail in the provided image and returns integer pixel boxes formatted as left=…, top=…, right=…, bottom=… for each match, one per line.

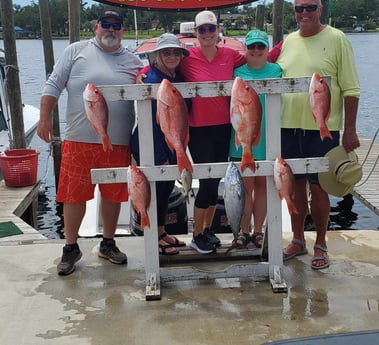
left=177, top=152, right=193, bottom=173
left=286, top=198, right=299, bottom=215
left=102, top=135, right=113, bottom=152
left=183, top=193, right=190, bottom=204
left=319, top=126, right=333, bottom=141
left=241, top=151, right=255, bottom=173
left=140, top=212, right=151, bottom=230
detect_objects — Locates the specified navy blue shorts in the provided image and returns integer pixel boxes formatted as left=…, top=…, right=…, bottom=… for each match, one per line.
left=281, top=129, right=340, bottom=184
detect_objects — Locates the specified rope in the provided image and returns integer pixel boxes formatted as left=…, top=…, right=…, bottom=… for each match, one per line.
left=355, top=127, right=379, bottom=187
left=38, top=137, right=61, bottom=191
left=38, top=142, right=54, bottom=191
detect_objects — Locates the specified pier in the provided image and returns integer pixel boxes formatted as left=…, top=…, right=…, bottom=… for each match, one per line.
left=0, top=180, right=45, bottom=242
left=353, top=134, right=379, bottom=216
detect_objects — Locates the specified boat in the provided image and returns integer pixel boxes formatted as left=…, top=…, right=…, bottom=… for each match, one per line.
left=134, top=22, right=245, bottom=62
left=0, top=47, right=40, bottom=153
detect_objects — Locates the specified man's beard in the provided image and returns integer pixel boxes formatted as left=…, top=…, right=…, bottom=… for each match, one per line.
left=101, top=33, right=119, bottom=48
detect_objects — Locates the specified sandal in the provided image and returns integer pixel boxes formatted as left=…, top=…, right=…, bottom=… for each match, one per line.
left=159, top=242, right=179, bottom=256
left=311, top=244, right=329, bottom=270
left=159, top=231, right=186, bottom=247
left=232, top=232, right=251, bottom=248
left=283, top=239, right=308, bottom=261
left=251, top=232, right=264, bottom=248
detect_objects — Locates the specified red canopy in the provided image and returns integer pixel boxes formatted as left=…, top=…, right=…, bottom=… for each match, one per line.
left=94, top=0, right=258, bottom=11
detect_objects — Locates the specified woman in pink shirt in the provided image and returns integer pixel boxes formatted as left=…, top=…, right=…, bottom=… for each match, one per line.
left=180, top=11, right=245, bottom=254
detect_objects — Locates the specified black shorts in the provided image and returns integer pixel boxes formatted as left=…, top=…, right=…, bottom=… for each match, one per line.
left=281, top=128, right=340, bottom=184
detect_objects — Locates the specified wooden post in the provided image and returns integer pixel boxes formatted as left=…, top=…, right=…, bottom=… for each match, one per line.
left=68, top=0, right=80, bottom=43
left=272, top=0, right=284, bottom=46
left=0, top=0, right=26, bottom=148
left=255, top=4, right=265, bottom=31
left=39, top=0, right=62, bottom=199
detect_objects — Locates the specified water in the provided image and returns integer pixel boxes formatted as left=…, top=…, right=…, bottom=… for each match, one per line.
left=1, top=34, right=378, bottom=238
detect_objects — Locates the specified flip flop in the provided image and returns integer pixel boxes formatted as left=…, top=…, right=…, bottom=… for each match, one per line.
left=311, top=244, right=329, bottom=270
left=283, top=239, right=308, bottom=261
left=158, top=242, right=179, bottom=255
left=159, top=231, right=186, bottom=247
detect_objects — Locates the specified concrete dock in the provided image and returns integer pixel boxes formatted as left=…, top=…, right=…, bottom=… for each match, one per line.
left=1, top=231, right=379, bottom=345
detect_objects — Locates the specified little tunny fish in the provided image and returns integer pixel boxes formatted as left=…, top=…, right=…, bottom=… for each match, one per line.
left=128, top=165, right=151, bottom=230
left=223, top=162, right=245, bottom=241
left=274, top=157, right=298, bottom=215
left=83, top=83, right=113, bottom=152
left=156, top=79, right=193, bottom=174
left=180, top=168, right=192, bottom=204
left=230, top=77, right=262, bottom=173
left=309, top=72, right=332, bottom=141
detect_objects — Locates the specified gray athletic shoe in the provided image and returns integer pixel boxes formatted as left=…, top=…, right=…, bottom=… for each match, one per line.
left=190, top=233, right=216, bottom=254
left=57, top=245, right=82, bottom=276
left=98, top=239, right=127, bottom=264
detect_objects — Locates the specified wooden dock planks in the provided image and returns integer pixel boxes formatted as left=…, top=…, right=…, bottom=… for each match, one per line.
left=0, top=180, right=46, bottom=242
left=353, top=137, right=379, bottom=216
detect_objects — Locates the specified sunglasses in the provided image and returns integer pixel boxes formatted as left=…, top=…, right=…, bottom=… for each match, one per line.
left=294, top=5, right=319, bottom=13
left=100, top=21, right=122, bottom=31
left=161, top=49, right=182, bottom=57
left=197, top=25, right=217, bottom=35
left=247, top=43, right=267, bottom=51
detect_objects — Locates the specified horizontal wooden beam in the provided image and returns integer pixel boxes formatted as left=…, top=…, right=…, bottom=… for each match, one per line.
left=91, top=157, right=329, bottom=184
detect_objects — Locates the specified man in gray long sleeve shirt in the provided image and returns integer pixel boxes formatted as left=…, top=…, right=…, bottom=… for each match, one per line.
left=37, top=9, right=143, bottom=276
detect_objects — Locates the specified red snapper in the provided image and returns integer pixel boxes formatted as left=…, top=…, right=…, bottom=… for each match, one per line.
left=230, top=77, right=262, bottom=173
left=83, top=83, right=113, bottom=152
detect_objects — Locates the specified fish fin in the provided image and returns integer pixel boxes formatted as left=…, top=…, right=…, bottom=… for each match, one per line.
left=252, top=128, right=262, bottom=147
left=234, top=134, right=241, bottom=150
left=286, top=199, right=299, bottom=215
left=238, top=103, right=246, bottom=116
left=184, top=128, right=190, bottom=147
left=241, top=150, right=255, bottom=173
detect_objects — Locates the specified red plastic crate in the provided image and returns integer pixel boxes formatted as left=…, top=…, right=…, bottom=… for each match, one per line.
left=0, top=149, right=39, bottom=187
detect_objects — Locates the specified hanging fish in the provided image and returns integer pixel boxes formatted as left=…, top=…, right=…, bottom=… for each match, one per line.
left=230, top=77, right=262, bottom=173
left=274, top=157, right=298, bottom=215
left=224, top=162, right=245, bottom=241
left=156, top=79, right=193, bottom=174
left=309, top=72, right=332, bottom=141
left=180, top=167, right=193, bottom=204
left=128, top=165, right=151, bottom=230
left=83, top=83, right=113, bottom=152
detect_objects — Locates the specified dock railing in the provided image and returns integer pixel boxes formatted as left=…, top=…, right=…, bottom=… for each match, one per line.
left=90, top=77, right=329, bottom=300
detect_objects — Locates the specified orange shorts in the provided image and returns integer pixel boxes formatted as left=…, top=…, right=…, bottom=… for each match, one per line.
left=56, top=141, right=130, bottom=203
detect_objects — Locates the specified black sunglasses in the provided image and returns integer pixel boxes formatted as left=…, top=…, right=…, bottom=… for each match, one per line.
left=100, top=21, right=122, bottom=31
left=161, top=49, right=182, bottom=57
left=294, top=5, right=319, bottom=13
left=197, top=25, right=217, bottom=35
left=247, top=43, right=267, bottom=51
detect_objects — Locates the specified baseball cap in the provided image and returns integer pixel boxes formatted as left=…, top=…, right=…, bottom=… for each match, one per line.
left=319, top=146, right=363, bottom=197
left=98, top=10, right=123, bottom=24
left=245, top=30, right=269, bottom=47
left=195, top=10, right=218, bottom=28
left=148, top=33, right=189, bottom=56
